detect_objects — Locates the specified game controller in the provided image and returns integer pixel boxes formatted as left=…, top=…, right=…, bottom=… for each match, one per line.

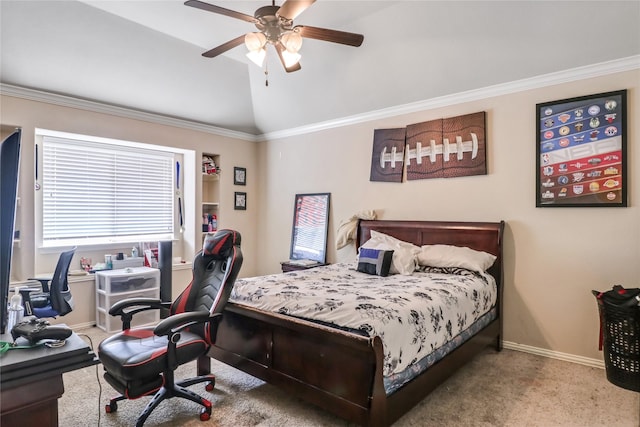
left=10, top=318, right=72, bottom=345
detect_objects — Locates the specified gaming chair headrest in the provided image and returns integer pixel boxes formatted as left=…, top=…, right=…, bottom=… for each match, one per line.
left=203, top=229, right=241, bottom=259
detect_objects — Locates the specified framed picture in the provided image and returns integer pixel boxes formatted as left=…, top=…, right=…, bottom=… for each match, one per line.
left=289, top=193, right=331, bottom=264
left=536, top=89, right=627, bottom=207
left=234, top=192, right=247, bottom=210
left=234, top=167, right=246, bottom=185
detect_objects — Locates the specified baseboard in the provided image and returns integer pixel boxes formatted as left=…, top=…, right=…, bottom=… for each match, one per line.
left=503, top=341, right=604, bottom=369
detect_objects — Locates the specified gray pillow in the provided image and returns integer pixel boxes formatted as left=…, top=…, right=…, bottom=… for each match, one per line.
left=357, top=248, right=394, bottom=277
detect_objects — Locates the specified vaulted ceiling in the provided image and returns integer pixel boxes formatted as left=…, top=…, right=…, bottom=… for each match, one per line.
left=2, top=1, right=639, bottom=137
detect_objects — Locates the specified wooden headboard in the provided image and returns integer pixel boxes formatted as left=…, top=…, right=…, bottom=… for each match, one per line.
left=356, top=219, right=505, bottom=289
left=357, top=220, right=503, bottom=255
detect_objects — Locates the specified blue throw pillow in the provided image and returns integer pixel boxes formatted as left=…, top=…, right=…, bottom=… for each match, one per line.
left=357, top=248, right=394, bottom=277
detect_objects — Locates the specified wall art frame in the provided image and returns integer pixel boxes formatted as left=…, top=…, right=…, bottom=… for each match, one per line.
left=536, top=89, right=627, bottom=207
left=289, top=193, right=331, bottom=264
left=234, top=166, right=246, bottom=185
left=234, top=192, right=247, bottom=210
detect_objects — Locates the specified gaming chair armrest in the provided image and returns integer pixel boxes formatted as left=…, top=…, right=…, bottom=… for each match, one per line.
left=109, top=298, right=172, bottom=331
left=153, top=311, right=223, bottom=337
left=108, top=297, right=168, bottom=316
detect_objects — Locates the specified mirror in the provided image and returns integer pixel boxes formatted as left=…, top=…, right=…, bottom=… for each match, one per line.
left=289, top=193, right=330, bottom=264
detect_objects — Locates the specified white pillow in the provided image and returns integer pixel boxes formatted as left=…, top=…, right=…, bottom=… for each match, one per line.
left=360, top=230, right=419, bottom=275
left=417, top=244, right=496, bottom=273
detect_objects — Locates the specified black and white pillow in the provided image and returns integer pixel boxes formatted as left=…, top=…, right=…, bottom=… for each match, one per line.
left=357, top=248, right=394, bottom=277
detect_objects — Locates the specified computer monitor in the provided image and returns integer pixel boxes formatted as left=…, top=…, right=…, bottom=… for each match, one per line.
left=1, top=129, right=21, bottom=334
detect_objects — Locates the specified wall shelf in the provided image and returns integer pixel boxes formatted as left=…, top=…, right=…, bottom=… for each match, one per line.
left=201, top=154, right=220, bottom=245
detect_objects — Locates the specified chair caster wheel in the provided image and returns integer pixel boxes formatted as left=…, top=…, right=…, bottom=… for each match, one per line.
left=199, top=407, right=211, bottom=421
left=205, top=379, right=215, bottom=391
left=105, top=401, right=118, bottom=413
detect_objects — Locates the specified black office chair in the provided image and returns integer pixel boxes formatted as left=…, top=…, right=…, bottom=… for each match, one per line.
left=20, top=247, right=76, bottom=318
left=98, top=229, right=243, bottom=426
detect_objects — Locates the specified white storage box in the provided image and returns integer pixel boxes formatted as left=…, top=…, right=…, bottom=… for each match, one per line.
left=112, top=257, right=144, bottom=270
left=96, top=267, right=159, bottom=293
left=95, top=267, right=160, bottom=333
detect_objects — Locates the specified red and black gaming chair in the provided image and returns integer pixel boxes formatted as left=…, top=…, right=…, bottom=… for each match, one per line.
left=97, top=229, right=242, bottom=426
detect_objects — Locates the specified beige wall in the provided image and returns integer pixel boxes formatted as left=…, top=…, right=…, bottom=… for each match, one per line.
left=256, top=69, right=639, bottom=361
left=2, top=67, right=638, bottom=361
left=1, top=95, right=260, bottom=281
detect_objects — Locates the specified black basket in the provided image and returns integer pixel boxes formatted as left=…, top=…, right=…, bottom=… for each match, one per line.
left=594, top=292, right=640, bottom=392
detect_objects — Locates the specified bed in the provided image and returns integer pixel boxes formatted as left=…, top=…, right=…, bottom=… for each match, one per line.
left=197, top=219, right=505, bottom=426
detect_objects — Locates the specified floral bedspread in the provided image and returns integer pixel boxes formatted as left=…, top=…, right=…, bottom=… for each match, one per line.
left=230, top=263, right=497, bottom=377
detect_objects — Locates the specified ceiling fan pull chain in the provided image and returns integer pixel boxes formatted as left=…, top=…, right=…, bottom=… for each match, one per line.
left=264, top=62, right=269, bottom=87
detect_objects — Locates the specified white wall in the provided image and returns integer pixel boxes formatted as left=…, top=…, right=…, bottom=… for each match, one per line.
left=256, top=69, right=640, bottom=361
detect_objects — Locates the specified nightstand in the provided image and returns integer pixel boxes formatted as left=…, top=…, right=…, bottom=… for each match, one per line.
left=280, top=262, right=328, bottom=273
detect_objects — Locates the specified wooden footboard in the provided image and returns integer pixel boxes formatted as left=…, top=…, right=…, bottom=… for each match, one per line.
left=201, top=220, right=504, bottom=426
left=208, top=303, right=388, bottom=426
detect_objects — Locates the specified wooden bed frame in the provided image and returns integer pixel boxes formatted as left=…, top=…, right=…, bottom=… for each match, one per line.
left=198, top=220, right=505, bottom=426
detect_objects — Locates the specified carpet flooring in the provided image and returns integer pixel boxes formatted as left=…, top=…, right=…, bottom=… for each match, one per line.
left=58, top=327, right=640, bottom=426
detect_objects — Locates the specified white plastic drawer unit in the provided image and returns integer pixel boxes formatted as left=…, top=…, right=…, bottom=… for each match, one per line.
left=96, top=267, right=160, bottom=293
left=96, top=288, right=159, bottom=310
left=95, top=266, right=161, bottom=333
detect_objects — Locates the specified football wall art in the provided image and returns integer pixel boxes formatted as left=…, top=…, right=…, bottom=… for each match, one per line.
left=369, top=112, right=487, bottom=183
left=369, top=128, right=406, bottom=183
left=536, top=90, right=627, bottom=207
left=406, top=112, right=486, bottom=180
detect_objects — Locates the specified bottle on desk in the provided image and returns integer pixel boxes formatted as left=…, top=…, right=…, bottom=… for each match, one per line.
left=7, top=287, right=24, bottom=332
left=105, top=254, right=113, bottom=270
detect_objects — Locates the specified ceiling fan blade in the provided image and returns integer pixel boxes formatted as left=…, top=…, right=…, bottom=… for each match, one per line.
left=202, top=35, right=246, bottom=58
left=184, top=0, right=256, bottom=23
left=296, top=25, right=364, bottom=47
left=277, top=0, right=316, bottom=21
left=275, top=43, right=302, bottom=73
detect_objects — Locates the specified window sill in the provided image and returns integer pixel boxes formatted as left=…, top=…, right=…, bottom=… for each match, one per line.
left=11, top=263, right=193, bottom=287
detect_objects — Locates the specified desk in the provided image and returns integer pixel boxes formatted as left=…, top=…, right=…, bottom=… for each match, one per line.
left=0, top=330, right=98, bottom=426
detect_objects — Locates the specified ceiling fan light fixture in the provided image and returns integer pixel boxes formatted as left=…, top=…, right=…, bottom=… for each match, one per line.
left=246, top=48, right=267, bottom=67
left=281, top=31, right=302, bottom=53
left=244, top=32, right=266, bottom=52
left=281, top=49, right=301, bottom=68
left=186, top=1, right=364, bottom=73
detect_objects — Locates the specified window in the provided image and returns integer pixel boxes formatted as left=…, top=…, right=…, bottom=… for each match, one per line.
left=37, top=130, right=177, bottom=248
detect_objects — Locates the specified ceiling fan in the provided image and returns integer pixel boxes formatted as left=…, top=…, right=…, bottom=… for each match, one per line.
left=184, top=0, right=364, bottom=73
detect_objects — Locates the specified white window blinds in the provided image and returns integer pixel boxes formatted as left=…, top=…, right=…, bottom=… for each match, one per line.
left=41, top=135, right=174, bottom=247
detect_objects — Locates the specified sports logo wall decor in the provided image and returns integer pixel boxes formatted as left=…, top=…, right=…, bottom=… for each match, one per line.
left=536, top=90, right=627, bottom=207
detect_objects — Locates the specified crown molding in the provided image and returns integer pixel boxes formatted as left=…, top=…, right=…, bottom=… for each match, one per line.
left=0, top=83, right=260, bottom=142
left=2, top=55, right=638, bottom=143
left=260, top=55, right=640, bottom=141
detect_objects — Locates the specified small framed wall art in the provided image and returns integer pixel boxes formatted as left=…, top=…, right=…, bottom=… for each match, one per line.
left=234, top=192, right=247, bottom=210
left=234, top=167, right=246, bottom=185
left=536, top=89, right=627, bottom=207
